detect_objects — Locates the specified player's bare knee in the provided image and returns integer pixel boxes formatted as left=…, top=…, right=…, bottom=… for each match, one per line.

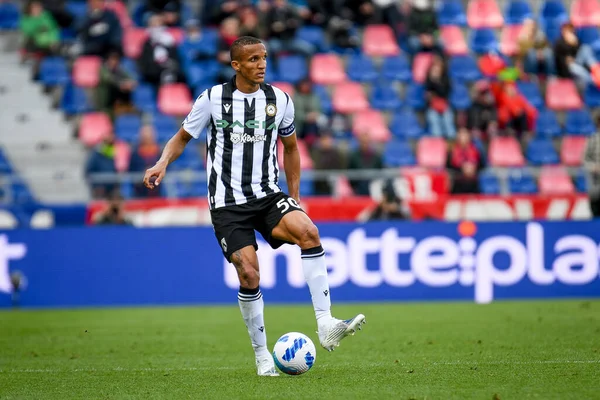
left=298, top=223, right=320, bottom=249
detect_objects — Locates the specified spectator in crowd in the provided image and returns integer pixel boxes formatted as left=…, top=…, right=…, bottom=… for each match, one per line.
left=518, top=18, right=554, bottom=77
left=41, top=0, right=74, bottom=29
left=425, top=56, right=455, bottom=139
left=85, top=131, right=119, bottom=199
left=95, top=51, right=137, bottom=116
left=266, top=0, right=314, bottom=59
left=448, top=128, right=482, bottom=194
left=366, top=180, right=409, bottom=221
left=216, top=16, right=239, bottom=82
left=77, top=0, right=122, bottom=58
left=584, top=121, right=600, bottom=217
left=92, top=193, right=133, bottom=225
left=373, top=0, right=403, bottom=35
left=554, top=20, right=600, bottom=89
left=138, top=14, right=183, bottom=88
left=493, top=81, right=537, bottom=138
left=407, top=0, right=441, bottom=55
left=340, top=0, right=375, bottom=27
left=239, top=5, right=263, bottom=38
left=20, top=1, right=60, bottom=67
left=144, top=0, right=182, bottom=27
left=327, top=14, right=360, bottom=51
left=294, top=78, right=322, bottom=148
left=180, top=19, right=212, bottom=61
left=348, top=132, right=383, bottom=195
left=129, top=125, right=162, bottom=198
left=205, top=0, right=248, bottom=25
left=311, top=133, right=345, bottom=195
left=467, top=80, right=498, bottom=141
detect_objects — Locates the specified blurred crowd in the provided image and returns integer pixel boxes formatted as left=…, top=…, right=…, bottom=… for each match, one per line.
left=14, top=0, right=600, bottom=219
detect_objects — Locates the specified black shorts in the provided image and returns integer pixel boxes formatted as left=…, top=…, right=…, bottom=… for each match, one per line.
left=210, top=192, right=303, bottom=262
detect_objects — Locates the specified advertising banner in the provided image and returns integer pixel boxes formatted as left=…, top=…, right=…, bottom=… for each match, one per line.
left=0, top=220, right=599, bottom=308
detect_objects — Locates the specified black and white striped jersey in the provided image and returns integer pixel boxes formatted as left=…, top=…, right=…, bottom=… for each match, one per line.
left=182, top=76, right=296, bottom=210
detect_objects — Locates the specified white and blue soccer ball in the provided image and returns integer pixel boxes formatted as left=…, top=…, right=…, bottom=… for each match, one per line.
left=272, top=332, right=316, bottom=375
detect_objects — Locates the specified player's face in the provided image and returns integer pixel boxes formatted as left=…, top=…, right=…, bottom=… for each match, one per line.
left=234, top=43, right=267, bottom=85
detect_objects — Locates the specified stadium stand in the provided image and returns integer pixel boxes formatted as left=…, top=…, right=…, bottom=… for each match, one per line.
left=0, top=0, right=596, bottom=211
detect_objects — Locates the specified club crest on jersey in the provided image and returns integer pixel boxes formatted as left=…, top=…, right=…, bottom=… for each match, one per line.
left=265, top=103, right=277, bottom=116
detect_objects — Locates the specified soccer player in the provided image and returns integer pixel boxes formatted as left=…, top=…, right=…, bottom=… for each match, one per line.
left=143, top=36, right=365, bottom=376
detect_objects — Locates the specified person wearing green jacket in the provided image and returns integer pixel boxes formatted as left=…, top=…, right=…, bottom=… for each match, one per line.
left=20, top=1, right=60, bottom=55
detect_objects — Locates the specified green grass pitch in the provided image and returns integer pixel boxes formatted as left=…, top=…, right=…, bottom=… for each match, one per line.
left=1, top=300, right=599, bottom=399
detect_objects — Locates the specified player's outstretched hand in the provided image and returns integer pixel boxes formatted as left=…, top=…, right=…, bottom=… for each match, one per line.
left=143, top=163, right=166, bottom=190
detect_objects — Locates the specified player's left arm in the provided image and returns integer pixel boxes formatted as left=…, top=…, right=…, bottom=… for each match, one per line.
left=281, top=133, right=300, bottom=203
left=279, top=96, right=300, bottom=202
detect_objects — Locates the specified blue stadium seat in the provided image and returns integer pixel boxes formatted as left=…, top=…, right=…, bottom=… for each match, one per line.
left=404, top=83, right=426, bottom=109
left=535, top=109, right=562, bottom=138
left=346, top=54, right=378, bottom=82
left=526, top=138, right=559, bottom=165
left=132, top=83, right=157, bottom=113
left=450, top=82, right=471, bottom=110
left=478, top=170, right=501, bottom=194
left=380, top=55, right=412, bottom=82
left=194, top=80, right=217, bottom=98
left=153, top=114, right=177, bottom=143
left=383, top=140, right=415, bottom=167
left=565, top=109, right=595, bottom=135
left=584, top=83, right=600, bottom=107
left=577, top=27, right=600, bottom=51
left=574, top=169, right=588, bottom=192
left=0, top=2, right=19, bottom=30
left=370, top=83, right=402, bottom=111
left=297, top=26, right=328, bottom=52
left=448, top=55, right=482, bottom=82
left=185, top=61, right=219, bottom=88
left=505, top=0, right=533, bottom=24
left=176, top=180, right=208, bottom=198
left=277, top=55, right=308, bottom=84
left=544, top=21, right=563, bottom=43
left=114, top=114, right=142, bottom=143
left=278, top=177, right=314, bottom=196
left=120, top=58, right=140, bottom=81
left=65, top=1, right=88, bottom=21
left=390, top=109, right=424, bottom=139
left=437, top=0, right=467, bottom=26
left=508, top=169, right=538, bottom=194
left=539, top=0, right=568, bottom=27
left=517, top=81, right=544, bottom=109
left=120, top=182, right=134, bottom=199
left=470, top=29, right=499, bottom=54
left=171, top=149, right=203, bottom=171
left=60, top=83, right=92, bottom=115
left=39, top=57, right=70, bottom=87
left=313, top=85, right=332, bottom=115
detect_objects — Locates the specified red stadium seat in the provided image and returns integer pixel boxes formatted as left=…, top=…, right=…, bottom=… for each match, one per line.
left=277, top=139, right=313, bottom=170
left=362, top=25, right=400, bottom=56
left=72, top=56, right=101, bottom=88
left=467, top=0, right=504, bottom=28
left=439, top=26, right=468, bottom=56
left=417, top=137, right=447, bottom=168
left=546, top=78, right=583, bottom=110
left=571, top=0, right=600, bottom=27
left=488, top=136, right=525, bottom=167
left=104, top=0, right=133, bottom=29
left=332, top=82, right=369, bottom=114
left=500, top=25, right=524, bottom=57
left=539, top=166, right=575, bottom=194
left=352, top=109, right=391, bottom=142
left=310, top=54, right=346, bottom=85
left=272, top=82, right=295, bottom=97
left=561, top=136, right=587, bottom=166
left=412, top=52, right=434, bottom=84
left=78, top=112, right=112, bottom=147
left=166, top=27, right=185, bottom=44
left=123, top=28, right=149, bottom=59
left=158, top=83, right=193, bottom=116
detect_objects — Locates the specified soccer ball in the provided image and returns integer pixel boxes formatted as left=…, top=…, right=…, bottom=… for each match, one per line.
left=272, top=332, right=316, bottom=375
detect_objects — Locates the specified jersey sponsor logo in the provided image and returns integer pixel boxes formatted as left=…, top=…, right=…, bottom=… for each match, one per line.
left=230, top=132, right=267, bottom=144
left=215, top=119, right=277, bottom=130
left=265, top=103, right=277, bottom=116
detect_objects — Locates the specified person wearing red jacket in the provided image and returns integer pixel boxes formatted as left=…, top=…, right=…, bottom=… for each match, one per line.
left=492, top=81, right=538, bottom=138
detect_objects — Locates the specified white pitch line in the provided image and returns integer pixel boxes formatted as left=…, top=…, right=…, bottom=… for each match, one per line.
left=1, top=360, right=599, bottom=374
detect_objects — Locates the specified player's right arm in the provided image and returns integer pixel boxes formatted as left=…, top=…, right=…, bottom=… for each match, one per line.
left=143, top=90, right=212, bottom=190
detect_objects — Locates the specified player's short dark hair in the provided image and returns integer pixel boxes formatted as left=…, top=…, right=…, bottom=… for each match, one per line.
left=230, top=36, right=263, bottom=61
